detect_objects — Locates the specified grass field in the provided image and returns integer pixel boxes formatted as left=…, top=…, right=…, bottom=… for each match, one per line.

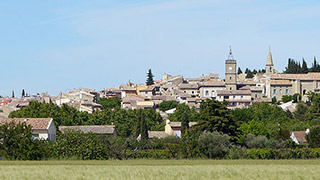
left=1, top=160, right=320, bottom=180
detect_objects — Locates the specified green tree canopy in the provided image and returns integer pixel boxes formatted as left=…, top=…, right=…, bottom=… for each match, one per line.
left=146, top=69, right=154, bottom=85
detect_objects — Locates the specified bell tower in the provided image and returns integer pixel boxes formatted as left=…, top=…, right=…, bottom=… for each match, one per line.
left=225, top=47, right=237, bottom=90
left=265, top=47, right=275, bottom=75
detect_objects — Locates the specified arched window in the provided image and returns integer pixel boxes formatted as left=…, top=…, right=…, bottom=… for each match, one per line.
left=269, top=67, right=272, bottom=72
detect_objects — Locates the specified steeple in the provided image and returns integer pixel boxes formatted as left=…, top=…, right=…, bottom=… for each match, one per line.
left=266, top=47, right=273, bottom=66
left=265, top=47, right=275, bottom=75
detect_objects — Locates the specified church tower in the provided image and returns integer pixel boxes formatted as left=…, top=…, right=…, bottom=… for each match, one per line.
left=225, top=48, right=237, bottom=90
left=265, top=48, right=275, bottom=75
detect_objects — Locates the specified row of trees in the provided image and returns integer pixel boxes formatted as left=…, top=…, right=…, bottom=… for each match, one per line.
left=284, top=57, right=320, bottom=74
left=237, top=67, right=265, bottom=78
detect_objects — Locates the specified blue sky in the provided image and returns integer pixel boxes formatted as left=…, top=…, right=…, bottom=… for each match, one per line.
left=1, top=0, right=320, bottom=96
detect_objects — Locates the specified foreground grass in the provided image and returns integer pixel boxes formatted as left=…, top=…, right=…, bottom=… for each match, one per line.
left=1, top=160, right=320, bottom=180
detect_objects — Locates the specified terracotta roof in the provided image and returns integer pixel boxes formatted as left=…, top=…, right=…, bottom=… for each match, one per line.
left=271, top=80, right=292, bottom=85
left=217, top=90, right=251, bottom=95
left=271, top=73, right=320, bottom=80
left=148, top=131, right=167, bottom=139
left=179, top=84, right=199, bottom=90
left=59, top=125, right=115, bottom=134
left=200, top=80, right=225, bottom=87
left=0, top=118, right=53, bottom=130
left=292, top=131, right=307, bottom=143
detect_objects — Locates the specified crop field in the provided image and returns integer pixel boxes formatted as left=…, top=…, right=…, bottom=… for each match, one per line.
left=0, top=160, right=320, bottom=180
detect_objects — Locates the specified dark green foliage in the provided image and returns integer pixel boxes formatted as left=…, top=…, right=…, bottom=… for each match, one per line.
left=245, top=70, right=254, bottom=78
left=282, top=93, right=301, bottom=103
left=169, top=103, right=190, bottom=137
left=140, top=110, right=149, bottom=140
left=284, top=58, right=302, bottom=73
left=12, top=90, right=14, bottom=98
left=310, top=57, right=320, bottom=72
left=306, top=126, right=320, bottom=148
left=0, top=122, right=49, bottom=160
left=199, top=131, right=231, bottom=159
left=22, top=89, right=25, bottom=98
left=158, top=100, right=178, bottom=111
left=302, top=59, right=308, bottom=73
left=52, top=129, right=108, bottom=160
left=237, top=67, right=243, bottom=74
left=244, top=134, right=268, bottom=149
left=194, top=99, right=237, bottom=139
left=293, top=102, right=308, bottom=121
left=146, top=69, right=154, bottom=85
left=98, top=97, right=121, bottom=109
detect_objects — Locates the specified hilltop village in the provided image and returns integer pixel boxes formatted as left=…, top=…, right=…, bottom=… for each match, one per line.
left=1, top=49, right=320, bottom=117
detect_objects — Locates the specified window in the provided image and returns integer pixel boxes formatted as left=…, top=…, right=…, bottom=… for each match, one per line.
left=230, top=87, right=232, bottom=90
left=230, top=77, right=232, bottom=80
left=241, top=95, right=243, bottom=99
left=285, top=89, right=289, bottom=94
left=273, top=89, right=277, bottom=94
left=269, top=67, right=272, bottom=72
left=32, top=134, right=39, bottom=140
left=205, top=90, right=209, bottom=96
left=192, top=91, right=194, bottom=94
left=279, top=89, right=282, bottom=94
left=184, top=91, right=186, bottom=93
left=233, top=96, right=236, bottom=99
left=303, top=89, right=307, bottom=95
left=212, top=91, right=215, bottom=97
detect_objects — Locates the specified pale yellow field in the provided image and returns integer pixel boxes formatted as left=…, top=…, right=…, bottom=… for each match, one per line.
left=0, top=160, right=320, bottom=180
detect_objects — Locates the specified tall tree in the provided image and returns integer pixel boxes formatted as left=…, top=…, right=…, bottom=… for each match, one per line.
left=246, top=70, right=254, bottom=78
left=22, top=89, right=25, bottom=98
left=302, top=58, right=308, bottom=74
left=12, top=90, right=15, bottom=98
left=237, top=67, right=243, bottom=74
left=311, top=57, right=320, bottom=72
left=146, top=69, right=154, bottom=85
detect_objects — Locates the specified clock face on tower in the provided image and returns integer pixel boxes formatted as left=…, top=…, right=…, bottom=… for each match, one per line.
left=228, top=67, right=233, bottom=70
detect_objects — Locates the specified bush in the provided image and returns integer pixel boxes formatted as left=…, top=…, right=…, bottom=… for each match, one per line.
left=199, top=131, right=231, bottom=159
left=244, top=134, right=268, bottom=149
left=228, top=146, right=248, bottom=159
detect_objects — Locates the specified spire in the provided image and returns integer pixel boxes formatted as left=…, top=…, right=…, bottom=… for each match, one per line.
left=227, top=46, right=234, bottom=60
left=266, top=47, right=273, bottom=66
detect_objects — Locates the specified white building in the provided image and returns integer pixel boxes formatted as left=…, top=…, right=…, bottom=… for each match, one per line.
left=0, top=118, right=56, bottom=141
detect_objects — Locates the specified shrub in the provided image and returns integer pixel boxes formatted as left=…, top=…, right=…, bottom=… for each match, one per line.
left=158, top=101, right=179, bottom=111
left=198, top=131, right=231, bottom=159
left=228, top=146, right=248, bottom=159
left=306, top=126, right=320, bottom=148
left=244, top=134, right=268, bottom=149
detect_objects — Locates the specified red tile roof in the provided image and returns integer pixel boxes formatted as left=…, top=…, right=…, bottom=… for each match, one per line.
left=0, top=118, right=52, bottom=130
left=292, top=131, right=307, bottom=143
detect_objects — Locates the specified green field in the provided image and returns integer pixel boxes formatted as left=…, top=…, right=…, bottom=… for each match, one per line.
left=1, top=160, right=320, bottom=180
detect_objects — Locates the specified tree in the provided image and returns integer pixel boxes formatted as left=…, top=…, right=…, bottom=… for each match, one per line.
left=311, top=57, right=320, bottom=72
left=237, top=67, right=243, bottom=74
left=146, top=69, right=154, bottom=85
left=12, top=90, right=14, bottom=98
left=98, top=97, right=121, bottom=109
left=194, top=99, right=237, bottom=139
left=244, top=134, right=268, bottom=149
left=302, top=59, right=308, bottom=74
left=293, top=102, right=308, bottom=121
left=135, top=110, right=148, bottom=140
left=306, top=126, right=320, bottom=148
left=198, top=131, right=231, bottom=159
left=158, top=100, right=178, bottom=111
left=246, top=70, right=254, bottom=78
left=22, top=89, right=25, bottom=98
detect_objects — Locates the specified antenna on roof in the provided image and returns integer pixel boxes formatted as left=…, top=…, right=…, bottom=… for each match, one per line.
left=227, top=46, right=234, bottom=60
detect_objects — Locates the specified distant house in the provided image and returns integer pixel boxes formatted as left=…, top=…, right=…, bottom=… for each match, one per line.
left=290, top=129, right=309, bottom=145
left=59, top=125, right=117, bottom=136
left=165, top=120, right=197, bottom=138
left=0, top=118, right=56, bottom=141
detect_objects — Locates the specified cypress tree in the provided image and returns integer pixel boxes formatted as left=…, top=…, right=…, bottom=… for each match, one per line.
left=134, top=110, right=142, bottom=138
left=22, top=89, right=25, bottom=98
left=237, top=67, right=243, bottom=74
left=302, top=58, right=308, bottom=74
left=246, top=70, right=254, bottom=78
left=12, top=91, right=15, bottom=98
left=140, top=111, right=148, bottom=140
left=146, top=69, right=154, bottom=85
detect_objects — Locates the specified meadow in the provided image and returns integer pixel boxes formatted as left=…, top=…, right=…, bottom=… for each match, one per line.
left=0, top=160, right=320, bottom=180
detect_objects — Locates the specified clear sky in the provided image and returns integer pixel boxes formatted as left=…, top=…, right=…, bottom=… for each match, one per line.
left=1, top=0, right=320, bottom=96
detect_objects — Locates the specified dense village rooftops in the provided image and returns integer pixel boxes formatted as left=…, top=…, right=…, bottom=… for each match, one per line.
left=177, top=92, right=192, bottom=98
left=252, top=98, right=272, bottom=103
left=179, top=83, right=199, bottom=89
left=217, top=90, right=251, bottom=95
left=250, top=86, right=264, bottom=91
left=271, top=73, right=320, bottom=80
left=59, top=125, right=116, bottom=134
left=270, top=80, right=292, bottom=85
left=199, top=80, right=225, bottom=87
left=139, top=86, right=155, bottom=92
left=151, top=95, right=176, bottom=101
left=0, top=118, right=53, bottom=130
